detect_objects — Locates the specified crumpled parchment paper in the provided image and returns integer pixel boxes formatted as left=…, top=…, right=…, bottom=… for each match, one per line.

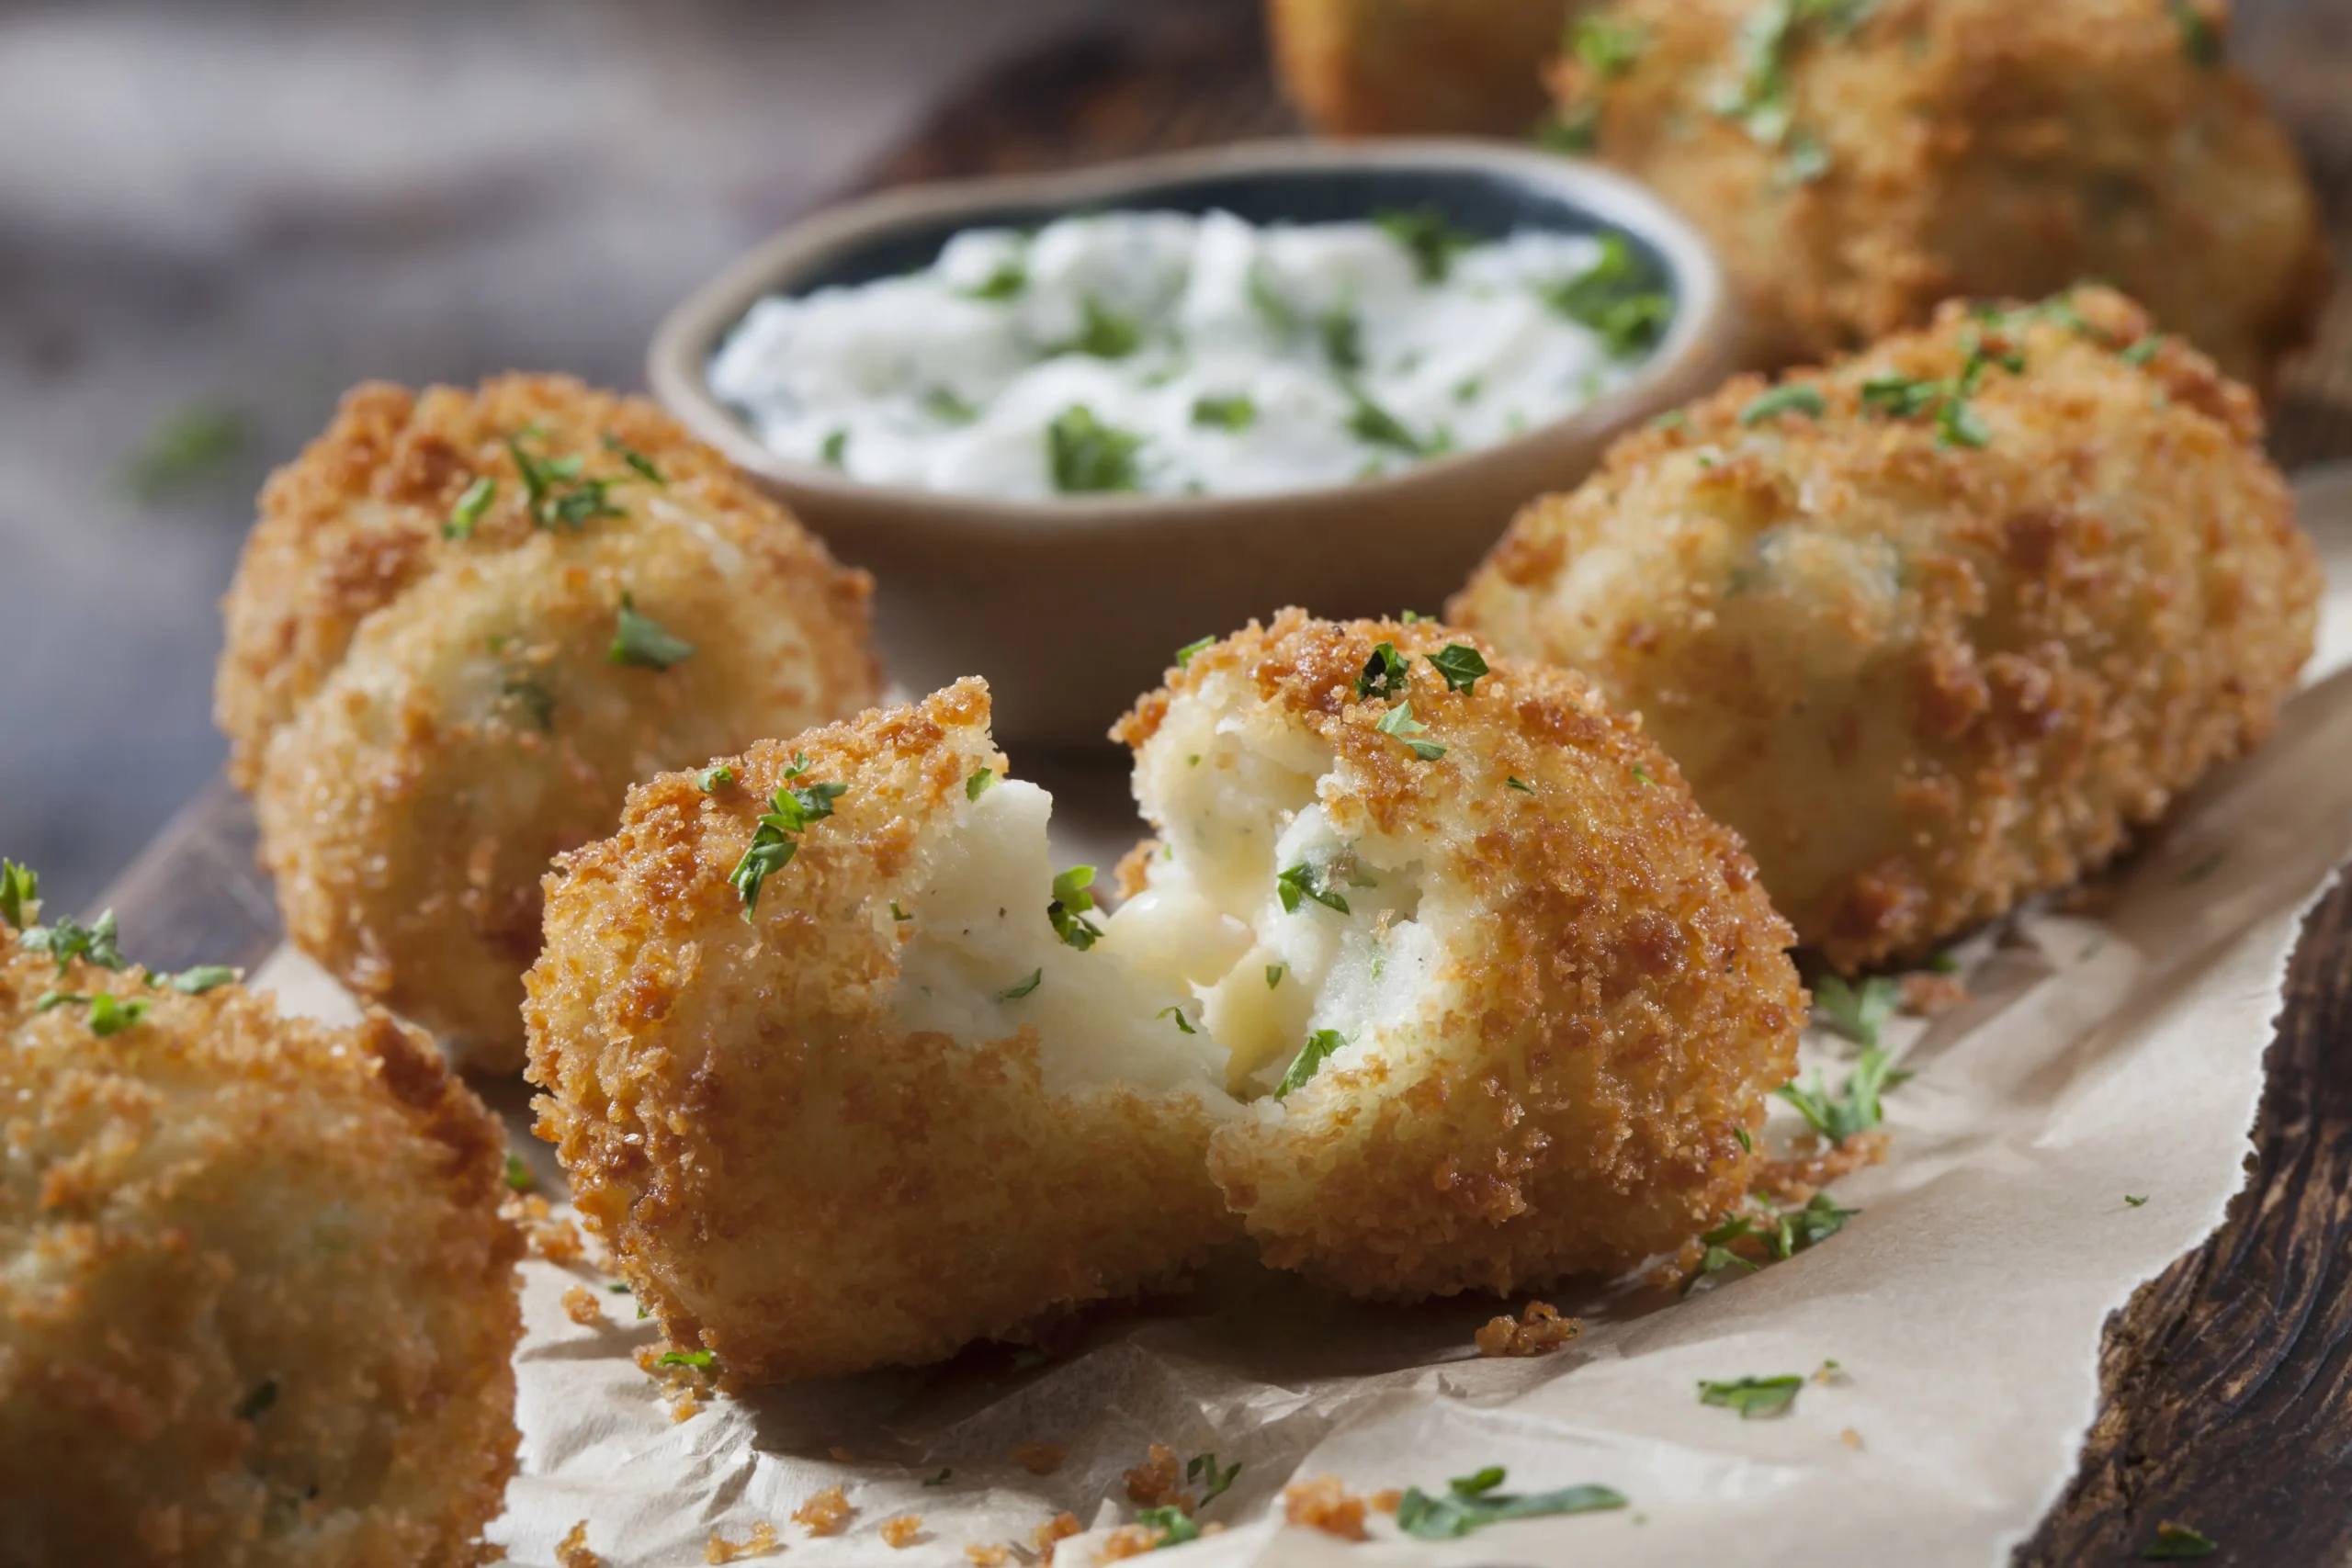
left=252, top=466, right=2352, bottom=1568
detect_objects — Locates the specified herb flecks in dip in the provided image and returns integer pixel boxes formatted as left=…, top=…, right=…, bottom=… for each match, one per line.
left=707, top=209, right=1671, bottom=500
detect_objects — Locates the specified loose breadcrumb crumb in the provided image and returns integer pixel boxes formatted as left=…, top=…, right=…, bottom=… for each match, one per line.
left=1283, top=1475, right=1370, bottom=1540
left=706, top=1521, right=782, bottom=1562
left=1012, top=1440, right=1065, bottom=1475
left=1901, top=973, right=1970, bottom=1017
left=1475, top=1300, right=1582, bottom=1358
left=1096, top=1524, right=1165, bottom=1561
left=794, top=1485, right=854, bottom=1537
left=1841, top=1427, right=1865, bottom=1450
left=561, top=1285, right=604, bottom=1326
left=1371, top=1489, right=1402, bottom=1515
left=880, top=1514, right=923, bottom=1549
left=1751, top=1133, right=1892, bottom=1205
left=1124, top=1443, right=1185, bottom=1508
left=556, top=1522, right=604, bottom=1568
left=1033, top=1511, right=1081, bottom=1563
left=631, top=1342, right=714, bottom=1423
left=965, top=1545, right=1011, bottom=1567
left=503, top=1192, right=586, bottom=1264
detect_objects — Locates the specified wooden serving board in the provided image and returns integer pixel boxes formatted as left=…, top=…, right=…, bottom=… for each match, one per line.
left=98, top=1, right=2352, bottom=1562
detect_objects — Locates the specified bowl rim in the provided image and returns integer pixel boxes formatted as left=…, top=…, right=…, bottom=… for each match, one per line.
left=648, top=136, right=1729, bottom=530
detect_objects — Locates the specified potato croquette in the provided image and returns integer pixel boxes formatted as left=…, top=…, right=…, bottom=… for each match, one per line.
left=527, top=616, right=1801, bottom=1366
left=1113, top=612, right=1803, bottom=1298
left=525, top=681, right=1244, bottom=1382
left=1547, top=0, right=2329, bottom=385
left=1452, top=288, right=2320, bottom=972
left=1268, top=0, right=1574, bottom=136
left=0, top=881, right=522, bottom=1566
left=218, top=376, right=880, bottom=1070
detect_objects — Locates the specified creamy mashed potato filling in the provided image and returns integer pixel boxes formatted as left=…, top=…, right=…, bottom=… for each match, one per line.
left=881, top=705, right=1453, bottom=1108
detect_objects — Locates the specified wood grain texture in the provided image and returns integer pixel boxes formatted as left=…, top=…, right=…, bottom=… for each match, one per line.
left=96, top=0, right=2352, bottom=1561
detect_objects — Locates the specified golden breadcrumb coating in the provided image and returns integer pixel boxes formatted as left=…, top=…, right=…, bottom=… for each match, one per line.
left=1267, top=0, right=1570, bottom=135
left=1547, top=0, right=2329, bottom=385
left=1452, top=288, right=2318, bottom=970
left=0, top=913, right=522, bottom=1565
left=1116, top=612, right=1802, bottom=1298
left=524, top=682, right=1241, bottom=1383
left=218, top=375, right=880, bottom=1070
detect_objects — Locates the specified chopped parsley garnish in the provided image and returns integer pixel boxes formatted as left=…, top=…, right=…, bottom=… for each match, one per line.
left=2127, top=1194, right=2150, bottom=1207
left=1067, top=297, right=1142, bottom=359
left=1174, top=636, right=1216, bottom=670
left=1649, top=409, right=1690, bottom=431
left=998, top=968, right=1044, bottom=1002
left=1538, top=102, right=1601, bottom=152
left=1266, top=964, right=1286, bottom=988
left=2145, top=1522, right=2218, bottom=1560
left=1739, top=383, right=1826, bottom=424
left=1778, top=127, right=1831, bottom=186
left=121, top=402, right=247, bottom=502
left=1858, top=328, right=2016, bottom=447
left=0, top=859, right=37, bottom=929
left=1320, top=306, right=1365, bottom=375
left=923, top=386, right=978, bottom=424
left=445, top=476, right=497, bottom=539
left=1507, top=776, right=1535, bottom=794
left=1427, top=643, right=1488, bottom=694
left=1573, top=15, right=1648, bottom=76
left=1924, top=949, right=1962, bottom=974
left=602, top=434, right=666, bottom=485
left=608, top=593, right=695, bottom=671
left=1187, top=1452, right=1241, bottom=1506
left=1346, top=390, right=1429, bottom=456
left=1395, top=1468, right=1627, bottom=1540
left=727, top=776, right=847, bottom=916
left=20, top=908, right=123, bottom=975
left=506, top=434, right=625, bottom=529
left=1713, top=0, right=1878, bottom=147
left=502, top=676, right=556, bottom=732
left=922, top=1468, right=953, bottom=1486
left=656, top=1348, right=715, bottom=1370
left=820, top=428, right=849, bottom=467
left=1276, top=863, right=1350, bottom=916
left=1191, top=393, right=1258, bottom=431
left=36, top=990, right=151, bottom=1035
left=1048, top=865, right=1102, bottom=950
left=159, top=964, right=236, bottom=995
left=1631, top=764, right=1655, bottom=786
left=1135, top=1506, right=1200, bottom=1547
left=1685, top=1191, right=1856, bottom=1292
left=2165, top=0, right=2222, bottom=66
left=1539, top=233, right=1672, bottom=358
left=1699, top=1374, right=1803, bottom=1418
left=609, top=1280, right=631, bottom=1293
left=504, top=1153, right=534, bottom=1192
left=1376, top=700, right=1446, bottom=761
left=1274, top=1029, right=1350, bottom=1098
left=966, top=767, right=996, bottom=801
left=1355, top=640, right=1409, bottom=700
left=2120, top=335, right=2163, bottom=366
left=1777, top=1045, right=1894, bottom=1144
left=1159, top=1005, right=1196, bottom=1034
left=1247, top=263, right=1298, bottom=336
left=1814, top=973, right=1901, bottom=1047
left=696, top=765, right=735, bottom=793
left=967, top=260, right=1028, bottom=301
left=1376, top=206, right=1476, bottom=284
left=1046, top=404, right=1144, bottom=493
left=1735, top=1125, right=1754, bottom=1152
left=236, top=1379, right=279, bottom=1421
left=890, top=901, right=912, bottom=922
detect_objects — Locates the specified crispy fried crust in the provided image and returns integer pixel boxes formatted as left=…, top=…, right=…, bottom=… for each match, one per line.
left=1452, top=288, right=2319, bottom=970
left=0, top=929, right=522, bottom=1566
left=1120, top=611, right=1804, bottom=1298
left=1551, top=0, right=2330, bottom=385
left=525, top=682, right=1240, bottom=1383
left=1267, top=0, right=1570, bottom=136
left=218, top=376, right=881, bottom=1067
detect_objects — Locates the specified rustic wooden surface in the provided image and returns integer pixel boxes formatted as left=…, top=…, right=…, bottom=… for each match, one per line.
left=98, top=1, right=2352, bottom=1562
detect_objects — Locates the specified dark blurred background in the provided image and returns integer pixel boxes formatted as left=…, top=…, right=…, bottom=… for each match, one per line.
left=4, top=0, right=2344, bottom=914
left=0, top=0, right=1120, bottom=911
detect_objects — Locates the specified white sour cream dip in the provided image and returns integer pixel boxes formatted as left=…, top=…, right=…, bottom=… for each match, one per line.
left=707, top=208, right=1672, bottom=501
